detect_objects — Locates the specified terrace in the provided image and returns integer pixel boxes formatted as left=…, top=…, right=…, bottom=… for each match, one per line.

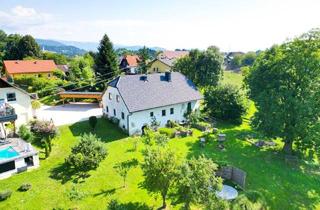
left=0, top=104, right=17, bottom=123
left=0, top=138, right=39, bottom=179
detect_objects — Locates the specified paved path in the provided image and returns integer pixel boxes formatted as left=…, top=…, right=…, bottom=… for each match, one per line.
left=37, top=103, right=102, bottom=126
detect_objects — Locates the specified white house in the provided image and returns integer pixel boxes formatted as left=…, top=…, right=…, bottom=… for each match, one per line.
left=0, top=78, right=33, bottom=127
left=102, top=72, right=203, bottom=135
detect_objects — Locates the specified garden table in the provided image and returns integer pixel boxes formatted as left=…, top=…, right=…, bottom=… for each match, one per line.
left=216, top=185, right=238, bottom=200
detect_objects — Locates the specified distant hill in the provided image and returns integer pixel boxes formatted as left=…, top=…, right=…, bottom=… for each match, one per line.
left=36, top=39, right=87, bottom=56
left=36, top=38, right=166, bottom=56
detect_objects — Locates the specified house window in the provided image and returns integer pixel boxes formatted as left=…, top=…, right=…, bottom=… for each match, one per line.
left=162, top=110, right=166, bottom=116
left=150, top=112, right=154, bottom=117
left=48, top=73, right=51, bottom=78
left=116, top=95, right=120, bottom=102
left=187, top=102, right=192, bottom=112
left=6, top=93, right=16, bottom=102
left=106, top=106, right=109, bottom=113
left=170, top=108, right=174, bottom=115
left=153, top=67, right=156, bottom=72
left=121, top=112, right=125, bottom=120
left=109, top=93, right=112, bottom=100
left=113, top=109, right=116, bottom=116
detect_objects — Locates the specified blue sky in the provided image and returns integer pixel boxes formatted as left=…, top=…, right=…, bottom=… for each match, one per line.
left=0, top=0, right=319, bottom=51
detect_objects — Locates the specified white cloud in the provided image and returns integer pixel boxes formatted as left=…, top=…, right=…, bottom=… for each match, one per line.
left=0, top=5, right=52, bottom=30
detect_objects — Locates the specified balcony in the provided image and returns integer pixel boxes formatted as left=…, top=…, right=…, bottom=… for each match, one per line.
left=0, top=105, right=17, bottom=123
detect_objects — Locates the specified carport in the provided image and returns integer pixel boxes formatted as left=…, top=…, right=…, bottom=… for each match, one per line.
left=59, top=91, right=103, bottom=105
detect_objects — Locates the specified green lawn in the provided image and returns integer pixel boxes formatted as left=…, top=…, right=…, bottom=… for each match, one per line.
left=221, top=70, right=244, bottom=88
left=0, top=71, right=319, bottom=209
left=0, top=113, right=319, bottom=209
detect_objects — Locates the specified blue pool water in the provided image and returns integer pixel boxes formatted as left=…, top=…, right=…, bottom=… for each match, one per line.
left=0, top=146, right=19, bottom=160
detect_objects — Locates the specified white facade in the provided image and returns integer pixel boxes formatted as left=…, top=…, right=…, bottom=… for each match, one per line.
left=102, top=86, right=201, bottom=135
left=0, top=87, right=32, bottom=126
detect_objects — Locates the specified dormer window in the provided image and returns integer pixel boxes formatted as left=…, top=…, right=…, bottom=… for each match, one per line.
left=116, top=95, right=120, bottom=102
left=109, top=93, right=112, bottom=100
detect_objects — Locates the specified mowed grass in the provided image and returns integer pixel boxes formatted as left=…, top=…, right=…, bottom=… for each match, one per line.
left=221, top=70, right=244, bottom=88
left=0, top=115, right=319, bottom=209
left=0, top=71, right=319, bottom=209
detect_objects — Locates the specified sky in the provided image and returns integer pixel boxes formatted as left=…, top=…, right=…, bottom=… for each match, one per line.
left=0, top=0, right=319, bottom=52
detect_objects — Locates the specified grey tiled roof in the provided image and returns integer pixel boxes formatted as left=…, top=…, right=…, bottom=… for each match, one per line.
left=108, top=72, right=203, bottom=113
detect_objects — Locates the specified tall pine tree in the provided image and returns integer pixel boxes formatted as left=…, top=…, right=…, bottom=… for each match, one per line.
left=94, top=34, right=119, bottom=79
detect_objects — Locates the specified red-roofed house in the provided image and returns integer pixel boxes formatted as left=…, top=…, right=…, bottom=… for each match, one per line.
left=119, top=55, right=140, bottom=74
left=3, top=60, right=58, bottom=78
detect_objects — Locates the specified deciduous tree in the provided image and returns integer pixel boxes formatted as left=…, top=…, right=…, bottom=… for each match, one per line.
left=245, top=29, right=320, bottom=155
left=141, top=147, right=179, bottom=209
left=173, top=46, right=223, bottom=87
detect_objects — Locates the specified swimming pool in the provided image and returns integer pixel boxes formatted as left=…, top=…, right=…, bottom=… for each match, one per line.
left=0, top=146, right=19, bottom=160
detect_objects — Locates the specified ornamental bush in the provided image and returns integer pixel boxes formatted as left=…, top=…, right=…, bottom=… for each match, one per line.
left=18, top=183, right=32, bottom=192
left=65, top=133, right=107, bottom=172
left=0, top=190, right=12, bottom=201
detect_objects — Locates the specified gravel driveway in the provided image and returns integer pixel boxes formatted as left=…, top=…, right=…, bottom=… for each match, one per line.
left=37, top=103, right=103, bottom=126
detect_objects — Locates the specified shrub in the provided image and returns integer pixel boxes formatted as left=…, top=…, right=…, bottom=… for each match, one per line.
left=166, top=120, right=178, bottom=128
left=18, top=183, right=32, bottom=192
left=0, top=190, right=12, bottom=201
left=65, top=133, right=107, bottom=172
left=186, top=111, right=202, bottom=126
left=89, top=116, right=98, bottom=130
left=192, top=121, right=211, bottom=131
left=107, top=199, right=123, bottom=210
left=18, top=125, right=34, bottom=142
left=154, top=133, right=170, bottom=145
left=109, top=117, right=120, bottom=125
left=204, top=84, right=247, bottom=124
left=159, top=127, right=176, bottom=138
left=68, top=186, right=86, bottom=201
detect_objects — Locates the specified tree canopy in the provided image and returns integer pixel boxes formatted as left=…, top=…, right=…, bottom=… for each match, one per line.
left=204, top=84, right=247, bottom=124
left=137, top=46, right=151, bottom=74
left=141, top=147, right=180, bottom=209
left=173, top=46, right=224, bottom=87
left=94, top=34, right=119, bottom=79
left=245, top=29, right=320, bottom=155
left=175, top=155, right=223, bottom=210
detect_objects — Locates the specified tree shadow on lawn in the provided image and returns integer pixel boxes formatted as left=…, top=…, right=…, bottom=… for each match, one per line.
left=93, top=187, right=118, bottom=197
left=185, top=127, right=320, bottom=209
left=68, top=117, right=127, bottom=143
left=49, top=162, right=91, bottom=184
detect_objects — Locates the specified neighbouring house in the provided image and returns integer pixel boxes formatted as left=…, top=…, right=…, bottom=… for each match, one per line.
left=148, top=50, right=189, bottom=73
left=102, top=72, right=202, bottom=135
left=119, top=55, right=140, bottom=74
left=0, top=79, right=39, bottom=179
left=56, top=64, right=69, bottom=76
left=3, top=60, right=58, bottom=78
left=0, top=78, right=33, bottom=127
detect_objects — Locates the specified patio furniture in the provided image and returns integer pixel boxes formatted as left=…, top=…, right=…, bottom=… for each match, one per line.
left=200, top=138, right=206, bottom=147
left=216, top=185, right=238, bottom=200
left=218, top=134, right=226, bottom=143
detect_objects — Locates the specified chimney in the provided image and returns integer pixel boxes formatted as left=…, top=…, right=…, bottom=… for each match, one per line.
left=34, top=61, right=37, bottom=64
left=140, top=75, right=148, bottom=82
left=165, top=72, right=171, bottom=82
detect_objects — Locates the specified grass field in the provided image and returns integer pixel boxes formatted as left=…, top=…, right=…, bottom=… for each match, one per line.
left=0, top=71, right=319, bottom=209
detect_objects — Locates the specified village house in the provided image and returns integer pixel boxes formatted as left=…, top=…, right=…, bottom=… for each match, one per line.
left=0, top=78, right=33, bottom=127
left=119, top=55, right=140, bottom=74
left=148, top=50, right=189, bottom=73
left=102, top=72, right=202, bottom=135
left=3, top=60, right=58, bottom=78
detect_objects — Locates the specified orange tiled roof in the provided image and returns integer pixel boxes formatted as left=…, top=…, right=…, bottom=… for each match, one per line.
left=158, top=51, right=189, bottom=59
left=3, top=60, right=57, bottom=74
left=125, top=55, right=140, bottom=67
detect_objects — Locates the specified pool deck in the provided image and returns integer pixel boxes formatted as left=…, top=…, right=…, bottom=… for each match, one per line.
left=0, top=138, right=38, bottom=164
